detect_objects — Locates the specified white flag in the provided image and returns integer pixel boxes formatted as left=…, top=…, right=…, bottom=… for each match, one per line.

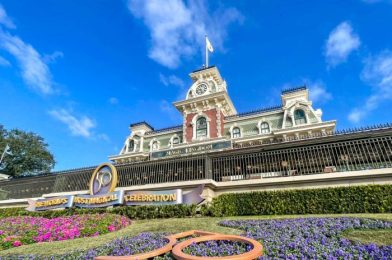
left=206, top=37, right=214, bottom=52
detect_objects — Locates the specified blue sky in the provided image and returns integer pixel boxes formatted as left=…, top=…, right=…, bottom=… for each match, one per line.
left=1, top=0, right=392, bottom=171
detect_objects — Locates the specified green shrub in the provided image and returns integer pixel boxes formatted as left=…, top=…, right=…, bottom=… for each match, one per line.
left=208, top=185, right=392, bottom=217
left=0, top=204, right=197, bottom=219
left=0, top=185, right=391, bottom=219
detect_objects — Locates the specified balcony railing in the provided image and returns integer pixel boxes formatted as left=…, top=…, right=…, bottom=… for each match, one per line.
left=211, top=136, right=392, bottom=182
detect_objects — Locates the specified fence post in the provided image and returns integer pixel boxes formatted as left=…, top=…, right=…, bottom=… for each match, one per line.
left=205, top=155, right=212, bottom=180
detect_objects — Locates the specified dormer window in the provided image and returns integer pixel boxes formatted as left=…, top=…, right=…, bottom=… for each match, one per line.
left=232, top=127, right=241, bottom=138
left=294, top=109, right=307, bottom=125
left=127, top=140, right=135, bottom=152
left=196, top=117, right=207, bottom=139
left=152, top=141, right=159, bottom=151
left=172, top=137, right=180, bottom=145
left=260, top=122, right=270, bottom=134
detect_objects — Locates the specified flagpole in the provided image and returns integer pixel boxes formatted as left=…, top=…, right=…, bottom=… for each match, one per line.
left=0, top=147, right=6, bottom=165
left=205, top=35, right=208, bottom=68
left=0, top=144, right=10, bottom=165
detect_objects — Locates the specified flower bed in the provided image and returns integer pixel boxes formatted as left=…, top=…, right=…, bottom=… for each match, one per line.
left=182, top=240, right=252, bottom=257
left=4, top=217, right=392, bottom=259
left=220, top=217, right=392, bottom=259
left=0, top=214, right=131, bottom=250
left=60, top=233, right=170, bottom=259
left=105, top=233, right=169, bottom=256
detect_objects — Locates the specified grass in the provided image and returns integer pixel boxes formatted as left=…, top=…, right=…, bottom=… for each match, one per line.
left=345, top=230, right=392, bottom=246
left=0, top=213, right=391, bottom=256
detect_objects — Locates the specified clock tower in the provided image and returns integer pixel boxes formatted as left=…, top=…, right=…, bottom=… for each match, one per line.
left=173, top=66, right=237, bottom=143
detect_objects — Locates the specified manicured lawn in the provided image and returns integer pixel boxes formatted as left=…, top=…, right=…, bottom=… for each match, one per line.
left=345, top=230, right=392, bottom=246
left=0, top=213, right=390, bottom=257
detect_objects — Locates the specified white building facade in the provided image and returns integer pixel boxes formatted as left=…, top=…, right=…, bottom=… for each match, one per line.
left=110, top=66, right=336, bottom=163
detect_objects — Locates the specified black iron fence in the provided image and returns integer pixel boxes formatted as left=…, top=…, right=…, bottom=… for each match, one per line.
left=1, top=126, right=392, bottom=200
left=212, top=136, right=392, bottom=181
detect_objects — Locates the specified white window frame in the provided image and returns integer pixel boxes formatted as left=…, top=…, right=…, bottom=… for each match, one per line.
left=192, top=114, right=210, bottom=141
left=294, top=109, right=307, bottom=125
left=169, top=134, right=181, bottom=148
left=149, top=138, right=160, bottom=152
left=229, top=124, right=243, bottom=139
left=258, top=121, right=271, bottom=135
left=127, top=139, right=135, bottom=153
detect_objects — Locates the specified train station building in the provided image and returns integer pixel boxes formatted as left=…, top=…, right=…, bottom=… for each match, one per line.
left=0, top=66, right=391, bottom=208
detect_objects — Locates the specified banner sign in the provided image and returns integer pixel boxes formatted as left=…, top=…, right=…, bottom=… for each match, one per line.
left=25, top=163, right=205, bottom=211
left=26, top=195, right=74, bottom=211
left=151, top=141, right=231, bottom=159
left=73, top=190, right=124, bottom=208
left=124, top=189, right=182, bottom=206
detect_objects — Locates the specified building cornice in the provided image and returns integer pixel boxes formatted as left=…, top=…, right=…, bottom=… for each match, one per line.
left=173, top=91, right=237, bottom=116
left=108, top=152, right=148, bottom=162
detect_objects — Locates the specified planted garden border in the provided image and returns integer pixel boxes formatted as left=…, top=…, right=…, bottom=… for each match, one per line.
left=96, top=230, right=263, bottom=260
left=172, top=234, right=263, bottom=260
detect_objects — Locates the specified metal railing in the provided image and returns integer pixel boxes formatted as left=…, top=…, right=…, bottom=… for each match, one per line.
left=116, top=155, right=207, bottom=186
left=1, top=128, right=392, bottom=200
left=212, top=136, right=392, bottom=181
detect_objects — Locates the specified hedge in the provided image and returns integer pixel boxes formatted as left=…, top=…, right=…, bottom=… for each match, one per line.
left=0, top=185, right=391, bottom=219
left=206, top=185, right=392, bottom=217
left=0, top=204, right=197, bottom=219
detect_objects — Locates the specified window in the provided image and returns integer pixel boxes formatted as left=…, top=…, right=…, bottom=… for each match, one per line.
left=172, top=137, right=180, bottom=145
left=151, top=141, right=159, bottom=151
left=196, top=117, right=207, bottom=139
left=260, top=122, right=270, bottom=134
left=294, top=109, right=307, bottom=125
left=232, top=127, right=241, bottom=138
left=127, top=140, right=134, bottom=152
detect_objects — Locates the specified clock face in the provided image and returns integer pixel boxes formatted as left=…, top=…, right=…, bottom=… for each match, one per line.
left=195, top=83, right=208, bottom=95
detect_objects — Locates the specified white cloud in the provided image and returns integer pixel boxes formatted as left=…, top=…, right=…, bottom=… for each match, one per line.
left=348, top=51, right=392, bottom=123
left=109, top=97, right=119, bottom=105
left=0, top=29, right=54, bottom=95
left=43, top=51, right=64, bottom=64
left=0, top=4, right=16, bottom=29
left=348, top=109, right=363, bottom=123
left=325, top=21, right=361, bottom=67
left=159, top=73, right=185, bottom=87
left=96, top=133, right=110, bottom=142
left=0, top=5, right=55, bottom=95
left=0, top=55, right=10, bottom=66
left=362, top=0, right=392, bottom=3
left=308, top=81, right=332, bottom=104
left=49, top=109, right=96, bottom=138
left=159, top=73, right=188, bottom=100
left=127, top=0, right=243, bottom=68
left=160, top=99, right=181, bottom=121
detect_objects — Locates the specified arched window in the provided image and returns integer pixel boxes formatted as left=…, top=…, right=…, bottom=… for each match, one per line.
left=127, top=140, right=134, bottom=152
left=172, top=136, right=180, bottom=145
left=260, top=122, right=270, bottom=134
left=196, top=117, right=207, bottom=139
left=294, top=109, right=307, bottom=125
left=151, top=141, right=159, bottom=151
left=232, top=127, right=241, bottom=138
